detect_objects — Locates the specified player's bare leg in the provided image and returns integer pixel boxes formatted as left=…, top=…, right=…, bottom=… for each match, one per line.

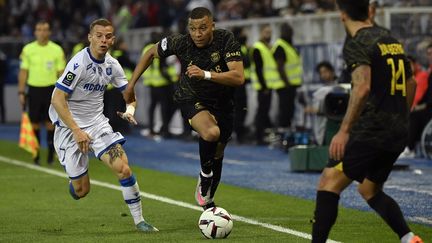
left=191, top=110, right=220, bottom=208
left=100, top=144, right=158, bottom=232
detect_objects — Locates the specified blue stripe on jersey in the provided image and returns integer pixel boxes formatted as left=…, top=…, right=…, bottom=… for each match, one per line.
left=86, top=47, right=104, bottom=64
left=69, top=169, right=88, bottom=180
left=56, top=83, right=73, bottom=94
left=96, top=137, right=126, bottom=159
left=118, top=84, right=127, bottom=92
left=119, top=174, right=136, bottom=187
left=124, top=197, right=141, bottom=204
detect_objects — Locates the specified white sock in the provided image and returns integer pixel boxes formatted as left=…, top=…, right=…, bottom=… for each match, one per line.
left=401, top=232, right=414, bottom=243
left=119, top=175, right=144, bottom=225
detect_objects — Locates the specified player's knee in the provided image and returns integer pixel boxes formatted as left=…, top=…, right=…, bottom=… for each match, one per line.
left=72, top=184, right=90, bottom=198
left=117, top=163, right=132, bottom=179
left=201, top=126, right=220, bottom=141
left=357, top=184, right=377, bottom=201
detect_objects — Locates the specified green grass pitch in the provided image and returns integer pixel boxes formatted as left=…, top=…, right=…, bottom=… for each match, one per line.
left=0, top=140, right=430, bottom=242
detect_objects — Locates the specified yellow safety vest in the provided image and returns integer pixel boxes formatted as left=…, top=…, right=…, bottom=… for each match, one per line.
left=141, top=44, right=176, bottom=87
left=20, top=41, right=66, bottom=87
left=241, top=45, right=251, bottom=80
left=272, top=38, right=303, bottom=86
left=251, top=41, right=284, bottom=90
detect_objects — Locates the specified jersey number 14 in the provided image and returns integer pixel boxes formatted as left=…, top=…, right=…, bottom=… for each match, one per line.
left=387, top=58, right=406, bottom=96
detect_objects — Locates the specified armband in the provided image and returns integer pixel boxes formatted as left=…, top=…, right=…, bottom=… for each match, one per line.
left=204, top=71, right=212, bottom=80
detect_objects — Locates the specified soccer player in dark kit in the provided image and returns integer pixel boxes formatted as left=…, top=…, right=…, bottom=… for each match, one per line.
left=311, top=0, right=423, bottom=242
left=124, top=7, right=244, bottom=210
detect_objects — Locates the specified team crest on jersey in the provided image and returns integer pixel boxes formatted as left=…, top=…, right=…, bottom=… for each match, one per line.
left=106, top=67, right=112, bottom=75
left=62, top=71, right=76, bottom=86
left=211, top=52, right=220, bottom=63
left=194, top=102, right=205, bottom=110
left=161, top=38, right=167, bottom=51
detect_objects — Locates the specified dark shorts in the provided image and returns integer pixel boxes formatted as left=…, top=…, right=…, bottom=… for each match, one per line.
left=28, top=85, right=55, bottom=123
left=179, top=102, right=234, bottom=144
left=327, top=140, right=402, bottom=184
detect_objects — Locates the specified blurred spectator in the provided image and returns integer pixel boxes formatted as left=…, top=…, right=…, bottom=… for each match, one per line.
left=232, top=27, right=250, bottom=143
left=304, top=61, right=338, bottom=145
left=104, top=38, right=134, bottom=134
left=0, top=50, right=5, bottom=123
left=400, top=46, right=432, bottom=158
left=273, top=23, right=303, bottom=130
left=251, top=24, right=274, bottom=145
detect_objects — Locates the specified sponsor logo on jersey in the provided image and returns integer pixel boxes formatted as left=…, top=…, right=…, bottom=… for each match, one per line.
left=211, top=52, right=220, bottom=63
left=98, top=66, right=102, bottom=75
left=83, top=83, right=107, bottom=92
left=106, top=67, right=112, bottom=75
left=62, top=71, right=76, bottom=86
left=86, top=63, right=93, bottom=70
left=73, top=63, right=79, bottom=70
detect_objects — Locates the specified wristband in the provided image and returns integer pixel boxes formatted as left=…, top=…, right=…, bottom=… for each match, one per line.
left=125, top=104, right=135, bottom=116
left=204, top=71, right=211, bottom=80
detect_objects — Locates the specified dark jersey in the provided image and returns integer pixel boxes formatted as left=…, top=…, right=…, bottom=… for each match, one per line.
left=343, top=26, right=413, bottom=152
left=157, top=29, right=242, bottom=110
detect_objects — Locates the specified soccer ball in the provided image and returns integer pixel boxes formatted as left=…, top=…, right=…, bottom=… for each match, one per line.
left=198, top=207, right=233, bottom=239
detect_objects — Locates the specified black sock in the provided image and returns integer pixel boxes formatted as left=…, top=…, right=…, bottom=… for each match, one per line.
left=199, top=138, right=218, bottom=174
left=367, top=190, right=410, bottom=238
left=33, top=129, right=41, bottom=162
left=47, top=130, right=55, bottom=163
left=312, top=190, right=340, bottom=243
left=210, top=157, right=223, bottom=198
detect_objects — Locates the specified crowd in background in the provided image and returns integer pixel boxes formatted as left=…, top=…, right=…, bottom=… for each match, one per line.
left=2, top=0, right=432, bottom=40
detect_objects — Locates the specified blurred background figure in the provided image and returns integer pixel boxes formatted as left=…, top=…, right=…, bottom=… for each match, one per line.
left=251, top=24, right=274, bottom=145
left=141, top=32, right=176, bottom=138
left=273, top=23, right=303, bottom=131
left=303, top=61, right=339, bottom=145
left=103, top=37, right=135, bottom=134
left=18, top=20, right=66, bottom=165
left=400, top=53, right=432, bottom=158
left=0, top=50, right=6, bottom=124
left=232, top=27, right=250, bottom=144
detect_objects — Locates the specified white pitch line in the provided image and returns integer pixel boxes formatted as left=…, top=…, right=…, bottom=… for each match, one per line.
left=176, top=152, right=248, bottom=165
left=0, top=155, right=340, bottom=243
left=408, top=217, right=432, bottom=226
left=385, top=185, right=432, bottom=197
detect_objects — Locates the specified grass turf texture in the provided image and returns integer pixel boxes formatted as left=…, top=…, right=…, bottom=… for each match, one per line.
left=0, top=140, right=430, bottom=242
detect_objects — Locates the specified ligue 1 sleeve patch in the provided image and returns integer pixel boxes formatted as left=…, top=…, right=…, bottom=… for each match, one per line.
left=62, top=71, right=76, bottom=86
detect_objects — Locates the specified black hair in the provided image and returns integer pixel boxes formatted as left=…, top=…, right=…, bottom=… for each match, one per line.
left=188, top=7, right=213, bottom=20
left=35, top=20, right=51, bottom=30
left=316, top=61, right=335, bottom=73
left=280, top=23, right=293, bottom=43
left=336, top=0, right=369, bottom=21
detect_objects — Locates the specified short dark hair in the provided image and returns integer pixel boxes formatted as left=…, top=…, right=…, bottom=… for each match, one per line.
left=316, top=61, right=335, bottom=73
left=188, top=7, right=213, bottom=20
left=336, top=0, right=369, bottom=21
left=35, top=20, right=51, bottom=30
left=89, top=18, right=113, bottom=32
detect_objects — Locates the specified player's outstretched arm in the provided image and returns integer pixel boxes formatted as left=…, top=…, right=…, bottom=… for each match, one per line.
left=185, top=61, right=245, bottom=87
left=51, top=88, right=92, bottom=153
left=123, top=44, right=160, bottom=104
left=117, top=100, right=138, bottom=125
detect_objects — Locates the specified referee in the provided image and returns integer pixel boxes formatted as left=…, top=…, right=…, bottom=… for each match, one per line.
left=18, top=20, right=66, bottom=165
